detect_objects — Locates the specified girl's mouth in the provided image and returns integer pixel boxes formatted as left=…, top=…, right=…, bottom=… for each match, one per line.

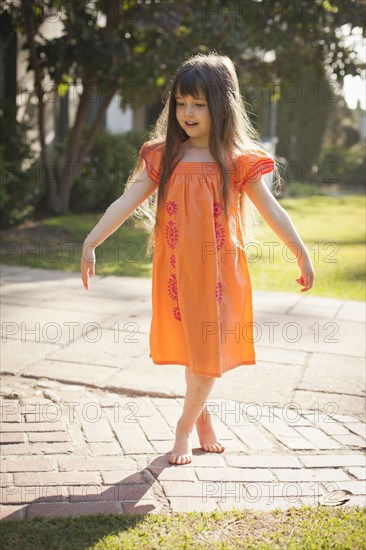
left=185, top=122, right=198, bottom=126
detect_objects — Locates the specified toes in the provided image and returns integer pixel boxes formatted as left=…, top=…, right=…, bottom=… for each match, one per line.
left=169, top=454, right=192, bottom=465
left=201, top=442, right=225, bottom=452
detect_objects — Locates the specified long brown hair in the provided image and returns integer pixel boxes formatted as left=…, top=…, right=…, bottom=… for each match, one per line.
left=125, top=51, right=281, bottom=257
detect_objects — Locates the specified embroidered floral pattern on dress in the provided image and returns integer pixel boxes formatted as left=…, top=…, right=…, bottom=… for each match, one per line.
left=168, top=273, right=178, bottom=301
left=165, top=220, right=178, bottom=249
left=215, top=281, right=223, bottom=305
left=165, top=201, right=178, bottom=216
left=213, top=202, right=224, bottom=218
left=214, top=221, right=225, bottom=251
left=164, top=201, right=181, bottom=321
left=214, top=201, right=225, bottom=311
left=173, top=305, right=181, bottom=321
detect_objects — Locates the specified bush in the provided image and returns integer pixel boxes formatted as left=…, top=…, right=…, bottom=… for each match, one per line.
left=283, top=181, right=327, bottom=197
left=0, top=103, right=39, bottom=229
left=320, top=142, right=365, bottom=187
left=69, top=129, right=147, bottom=213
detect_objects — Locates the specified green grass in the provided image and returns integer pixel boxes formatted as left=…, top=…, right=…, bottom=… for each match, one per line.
left=250, top=195, right=365, bottom=301
left=1, top=506, right=365, bottom=549
left=0, top=195, right=365, bottom=300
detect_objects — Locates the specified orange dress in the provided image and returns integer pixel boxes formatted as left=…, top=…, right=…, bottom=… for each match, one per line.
left=139, top=141, right=274, bottom=378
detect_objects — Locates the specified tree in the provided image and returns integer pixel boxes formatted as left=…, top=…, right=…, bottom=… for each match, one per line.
left=2, top=0, right=365, bottom=215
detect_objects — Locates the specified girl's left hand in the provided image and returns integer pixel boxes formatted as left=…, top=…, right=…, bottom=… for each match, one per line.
left=296, top=256, right=315, bottom=292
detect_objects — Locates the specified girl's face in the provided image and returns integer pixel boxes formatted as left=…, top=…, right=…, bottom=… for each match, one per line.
left=174, top=90, right=211, bottom=147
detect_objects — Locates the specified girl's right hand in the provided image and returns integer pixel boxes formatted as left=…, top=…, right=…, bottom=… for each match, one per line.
left=81, top=242, right=96, bottom=290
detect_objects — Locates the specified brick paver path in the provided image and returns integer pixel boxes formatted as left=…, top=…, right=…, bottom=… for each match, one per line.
left=1, top=378, right=365, bottom=521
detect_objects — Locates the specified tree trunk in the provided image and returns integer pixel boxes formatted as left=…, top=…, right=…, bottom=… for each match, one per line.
left=21, top=0, right=59, bottom=214
left=56, top=84, right=118, bottom=213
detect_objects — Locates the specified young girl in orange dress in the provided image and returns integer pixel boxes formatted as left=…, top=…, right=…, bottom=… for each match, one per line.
left=81, top=52, right=315, bottom=466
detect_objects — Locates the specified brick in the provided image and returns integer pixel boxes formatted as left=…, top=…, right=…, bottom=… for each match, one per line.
left=0, top=504, right=26, bottom=520
left=101, top=471, right=145, bottom=485
left=298, top=454, right=366, bottom=468
left=228, top=425, right=275, bottom=450
left=150, top=397, right=182, bottom=408
left=0, top=443, right=73, bottom=455
left=161, top=480, right=248, bottom=499
left=245, top=482, right=324, bottom=499
left=274, top=412, right=314, bottom=427
left=155, top=405, right=184, bottom=429
left=345, top=467, right=366, bottom=480
left=58, top=457, right=136, bottom=471
left=146, top=453, right=226, bottom=468
left=13, top=471, right=100, bottom=486
left=275, top=436, right=317, bottom=450
left=115, top=429, right=154, bottom=454
left=0, top=473, right=13, bottom=486
left=195, top=467, right=275, bottom=483
left=0, top=432, right=25, bottom=443
left=317, top=422, right=356, bottom=436
left=344, top=423, right=366, bottom=439
left=27, top=501, right=121, bottom=519
left=217, top=438, right=249, bottom=453
left=1, top=485, right=68, bottom=504
left=75, top=400, right=115, bottom=443
left=123, top=500, right=162, bottom=514
left=100, top=396, right=158, bottom=418
left=186, top=454, right=228, bottom=467
left=88, top=442, right=121, bottom=456
left=19, top=397, right=56, bottom=406
left=332, top=414, right=363, bottom=423
left=28, top=431, right=69, bottom=443
left=225, top=455, right=302, bottom=468
left=331, top=434, right=366, bottom=447
left=68, top=484, right=155, bottom=502
left=149, top=439, right=175, bottom=454
left=2, top=457, right=57, bottom=473
left=138, top=416, right=174, bottom=440
left=169, top=497, right=220, bottom=513
left=148, top=466, right=197, bottom=482
left=0, top=421, right=66, bottom=432
left=162, top=480, right=213, bottom=498
left=0, top=402, right=21, bottom=422
left=321, top=480, right=366, bottom=495
left=273, top=468, right=352, bottom=483
left=294, top=427, right=343, bottom=449
left=259, top=417, right=299, bottom=437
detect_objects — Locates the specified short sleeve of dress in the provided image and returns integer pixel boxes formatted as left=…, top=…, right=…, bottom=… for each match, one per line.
left=235, top=150, right=275, bottom=193
left=139, top=141, right=164, bottom=186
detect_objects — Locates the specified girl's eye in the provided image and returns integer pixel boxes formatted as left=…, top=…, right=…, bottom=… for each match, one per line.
left=176, top=102, right=206, bottom=107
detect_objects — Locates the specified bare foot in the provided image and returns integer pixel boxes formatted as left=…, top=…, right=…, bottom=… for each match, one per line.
left=169, top=419, right=193, bottom=465
left=196, top=412, right=225, bottom=453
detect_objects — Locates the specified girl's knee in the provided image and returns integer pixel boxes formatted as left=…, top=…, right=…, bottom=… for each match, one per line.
left=192, top=372, right=216, bottom=384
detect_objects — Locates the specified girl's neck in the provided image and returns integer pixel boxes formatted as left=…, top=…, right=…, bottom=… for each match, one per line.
left=184, top=138, right=209, bottom=149
left=181, top=140, right=215, bottom=162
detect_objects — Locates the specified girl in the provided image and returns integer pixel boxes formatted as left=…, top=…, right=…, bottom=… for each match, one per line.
left=81, top=52, right=315, bottom=466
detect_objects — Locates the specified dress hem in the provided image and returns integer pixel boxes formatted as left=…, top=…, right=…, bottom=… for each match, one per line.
left=149, top=357, right=256, bottom=378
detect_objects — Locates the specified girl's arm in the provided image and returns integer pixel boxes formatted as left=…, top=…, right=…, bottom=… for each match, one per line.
left=81, top=167, right=156, bottom=290
left=243, top=176, right=315, bottom=292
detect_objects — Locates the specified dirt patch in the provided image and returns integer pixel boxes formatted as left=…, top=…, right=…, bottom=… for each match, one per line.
left=0, top=220, right=73, bottom=244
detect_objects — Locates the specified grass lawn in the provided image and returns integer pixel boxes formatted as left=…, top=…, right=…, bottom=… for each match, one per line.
left=2, top=506, right=366, bottom=549
left=0, top=195, right=364, bottom=300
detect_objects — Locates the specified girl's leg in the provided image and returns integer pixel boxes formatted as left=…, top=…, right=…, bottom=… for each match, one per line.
left=169, top=368, right=223, bottom=465
left=185, top=366, right=225, bottom=453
